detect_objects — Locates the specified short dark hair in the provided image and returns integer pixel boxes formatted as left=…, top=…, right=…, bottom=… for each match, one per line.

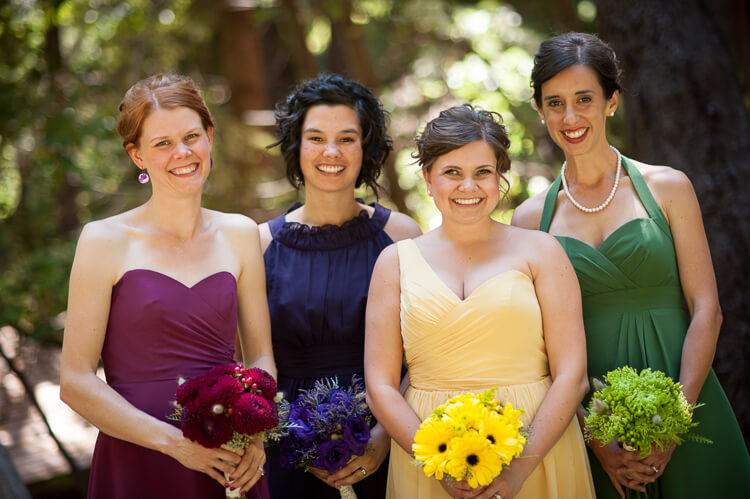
left=531, top=32, right=623, bottom=107
left=415, top=104, right=511, bottom=178
left=269, top=74, right=392, bottom=192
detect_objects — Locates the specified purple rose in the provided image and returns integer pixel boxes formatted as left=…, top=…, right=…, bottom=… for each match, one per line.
left=289, top=421, right=317, bottom=445
left=279, top=437, right=303, bottom=470
left=314, top=440, right=352, bottom=474
left=290, top=401, right=312, bottom=423
left=343, top=417, right=370, bottom=455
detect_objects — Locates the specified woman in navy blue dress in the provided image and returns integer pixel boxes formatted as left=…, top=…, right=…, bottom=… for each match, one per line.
left=259, top=75, right=421, bottom=498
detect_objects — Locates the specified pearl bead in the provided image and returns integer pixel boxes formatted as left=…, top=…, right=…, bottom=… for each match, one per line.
left=561, top=145, right=622, bottom=213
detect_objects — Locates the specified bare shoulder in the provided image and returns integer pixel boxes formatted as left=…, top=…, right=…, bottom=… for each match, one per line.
left=73, top=217, right=132, bottom=283
left=384, top=210, right=422, bottom=242
left=210, top=210, right=259, bottom=232
left=257, top=221, right=273, bottom=253
left=510, top=189, right=550, bottom=230
left=630, top=159, right=696, bottom=204
left=506, top=223, right=568, bottom=272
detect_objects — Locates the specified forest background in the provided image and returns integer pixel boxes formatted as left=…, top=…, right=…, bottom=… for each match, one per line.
left=1, top=0, right=749, bottom=497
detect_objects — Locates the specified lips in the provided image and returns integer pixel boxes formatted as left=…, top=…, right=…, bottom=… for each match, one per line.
left=452, top=198, right=482, bottom=205
left=316, top=165, right=345, bottom=174
left=561, top=127, right=588, bottom=144
left=170, top=163, right=199, bottom=175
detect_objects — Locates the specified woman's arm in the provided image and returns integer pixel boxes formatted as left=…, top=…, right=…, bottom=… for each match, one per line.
left=229, top=215, right=277, bottom=494
left=364, top=245, right=423, bottom=453
left=653, top=167, right=721, bottom=405
left=60, top=222, right=240, bottom=485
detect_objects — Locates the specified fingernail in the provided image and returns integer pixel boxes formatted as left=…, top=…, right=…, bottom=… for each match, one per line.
left=229, top=476, right=235, bottom=481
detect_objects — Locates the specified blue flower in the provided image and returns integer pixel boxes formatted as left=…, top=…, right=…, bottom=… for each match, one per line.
left=343, top=417, right=370, bottom=455
left=330, top=389, right=352, bottom=410
left=315, top=440, right=352, bottom=474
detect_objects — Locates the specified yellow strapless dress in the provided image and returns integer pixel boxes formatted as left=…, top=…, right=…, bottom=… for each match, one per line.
left=386, top=239, right=595, bottom=499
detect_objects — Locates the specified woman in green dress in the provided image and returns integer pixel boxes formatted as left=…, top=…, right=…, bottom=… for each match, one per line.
left=512, top=32, right=750, bottom=498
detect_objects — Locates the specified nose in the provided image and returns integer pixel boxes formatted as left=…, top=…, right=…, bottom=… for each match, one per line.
left=458, top=176, right=477, bottom=191
left=174, top=141, right=191, bottom=158
left=323, top=141, right=341, bottom=157
left=563, top=104, right=578, bottom=125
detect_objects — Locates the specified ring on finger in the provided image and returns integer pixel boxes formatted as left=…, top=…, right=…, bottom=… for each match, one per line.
left=257, top=465, right=264, bottom=476
left=360, top=467, right=367, bottom=476
left=650, top=465, right=659, bottom=474
left=493, top=494, right=503, bottom=499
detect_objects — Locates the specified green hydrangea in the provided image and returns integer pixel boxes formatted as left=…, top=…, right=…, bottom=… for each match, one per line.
left=584, top=367, right=710, bottom=458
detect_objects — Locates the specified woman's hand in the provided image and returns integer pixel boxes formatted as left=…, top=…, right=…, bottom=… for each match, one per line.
left=639, top=442, right=675, bottom=482
left=169, top=433, right=242, bottom=487
left=588, top=439, right=653, bottom=497
left=308, top=425, right=391, bottom=489
left=439, top=478, right=485, bottom=498
left=225, top=437, right=267, bottom=495
left=474, top=463, right=526, bottom=499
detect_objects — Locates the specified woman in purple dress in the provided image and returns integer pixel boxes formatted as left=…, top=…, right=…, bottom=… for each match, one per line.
left=259, top=74, right=421, bottom=498
left=60, top=74, right=275, bottom=498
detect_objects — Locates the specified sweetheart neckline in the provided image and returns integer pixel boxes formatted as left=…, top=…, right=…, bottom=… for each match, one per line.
left=114, top=269, right=236, bottom=290
left=552, top=216, right=658, bottom=253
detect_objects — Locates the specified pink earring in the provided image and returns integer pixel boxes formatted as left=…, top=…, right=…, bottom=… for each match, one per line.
left=138, top=170, right=150, bottom=184
left=210, top=156, right=214, bottom=169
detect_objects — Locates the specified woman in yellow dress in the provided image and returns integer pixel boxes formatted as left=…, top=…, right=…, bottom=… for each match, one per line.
left=365, top=105, right=595, bottom=499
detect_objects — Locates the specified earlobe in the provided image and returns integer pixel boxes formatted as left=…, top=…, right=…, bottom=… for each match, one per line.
left=126, top=144, right=143, bottom=168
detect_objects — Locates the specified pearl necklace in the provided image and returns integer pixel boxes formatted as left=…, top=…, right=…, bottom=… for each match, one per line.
left=561, top=145, right=622, bottom=213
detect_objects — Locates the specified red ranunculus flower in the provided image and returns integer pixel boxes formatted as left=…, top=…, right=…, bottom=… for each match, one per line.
left=230, top=393, right=279, bottom=435
left=201, top=375, right=243, bottom=408
left=243, top=367, right=278, bottom=400
left=181, top=402, right=234, bottom=448
left=176, top=374, right=222, bottom=407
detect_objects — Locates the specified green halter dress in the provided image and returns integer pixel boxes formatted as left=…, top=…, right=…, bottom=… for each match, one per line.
left=540, top=156, right=750, bottom=498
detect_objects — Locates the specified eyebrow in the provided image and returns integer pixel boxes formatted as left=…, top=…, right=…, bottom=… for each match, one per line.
left=543, top=89, right=595, bottom=101
left=441, top=163, right=496, bottom=170
left=303, top=127, right=361, bottom=135
left=148, top=128, right=201, bottom=143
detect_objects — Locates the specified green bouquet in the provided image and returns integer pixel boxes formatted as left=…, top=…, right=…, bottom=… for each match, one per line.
left=584, top=367, right=710, bottom=458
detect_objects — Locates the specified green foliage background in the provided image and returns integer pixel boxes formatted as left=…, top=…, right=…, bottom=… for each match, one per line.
left=0, top=0, right=604, bottom=343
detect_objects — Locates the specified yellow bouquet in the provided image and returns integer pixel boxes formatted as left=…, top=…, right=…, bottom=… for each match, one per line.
left=412, top=388, right=526, bottom=488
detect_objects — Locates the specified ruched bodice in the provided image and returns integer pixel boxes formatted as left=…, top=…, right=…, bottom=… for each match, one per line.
left=540, top=156, right=750, bottom=498
left=263, top=202, right=393, bottom=499
left=88, top=269, right=268, bottom=498
left=387, top=239, right=594, bottom=499
left=400, top=241, right=547, bottom=392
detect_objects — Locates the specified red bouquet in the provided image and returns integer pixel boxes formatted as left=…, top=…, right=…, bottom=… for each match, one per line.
left=172, top=364, right=279, bottom=497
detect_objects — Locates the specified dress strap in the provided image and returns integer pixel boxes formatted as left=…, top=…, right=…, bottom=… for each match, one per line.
left=539, top=176, right=562, bottom=233
left=621, top=156, right=671, bottom=236
left=370, top=202, right=392, bottom=230
left=267, top=212, right=287, bottom=239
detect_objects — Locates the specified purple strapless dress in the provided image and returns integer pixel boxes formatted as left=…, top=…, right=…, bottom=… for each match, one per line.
left=87, top=269, right=269, bottom=499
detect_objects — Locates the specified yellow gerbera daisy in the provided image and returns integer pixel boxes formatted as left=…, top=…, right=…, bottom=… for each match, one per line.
left=481, top=413, right=526, bottom=465
left=412, top=419, right=455, bottom=479
left=443, top=397, right=485, bottom=435
left=445, top=430, right=503, bottom=487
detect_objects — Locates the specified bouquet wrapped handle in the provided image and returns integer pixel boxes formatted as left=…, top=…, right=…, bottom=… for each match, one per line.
left=339, top=484, right=357, bottom=499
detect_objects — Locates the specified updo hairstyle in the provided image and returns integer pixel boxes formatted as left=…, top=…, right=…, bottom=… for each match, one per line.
left=531, top=32, right=623, bottom=107
left=116, top=74, right=214, bottom=148
left=415, top=104, right=511, bottom=180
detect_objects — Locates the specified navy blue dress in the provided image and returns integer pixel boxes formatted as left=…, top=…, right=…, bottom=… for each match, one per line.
left=264, top=202, right=393, bottom=499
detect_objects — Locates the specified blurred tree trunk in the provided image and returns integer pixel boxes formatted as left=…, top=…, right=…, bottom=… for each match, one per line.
left=595, top=0, right=750, bottom=444
left=328, top=0, right=410, bottom=213
left=280, top=0, right=319, bottom=81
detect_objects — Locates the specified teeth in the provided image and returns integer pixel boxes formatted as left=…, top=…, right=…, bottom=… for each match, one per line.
left=317, top=165, right=345, bottom=173
left=453, top=198, right=482, bottom=205
left=563, top=128, right=586, bottom=139
left=172, top=164, right=197, bottom=175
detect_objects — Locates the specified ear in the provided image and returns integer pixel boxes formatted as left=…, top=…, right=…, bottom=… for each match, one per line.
left=607, top=90, right=620, bottom=116
left=532, top=100, right=544, bottom=122
left=126, top=143, right=144, bottom=169
left=206, top=126, right=214, bottom=148
left=421, top=168, right=433, bottom=196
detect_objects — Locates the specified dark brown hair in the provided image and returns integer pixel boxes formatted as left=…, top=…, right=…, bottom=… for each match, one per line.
left=116, top=74, right=214, bottom=148
left=269, top=74, right=392, bottom=193
left=531, top=32, right=623, bottom=107
left=415, top=104, right=511, bottom=177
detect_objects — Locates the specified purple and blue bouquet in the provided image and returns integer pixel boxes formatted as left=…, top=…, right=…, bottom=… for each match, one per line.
left=274, top=376, right=372, bottom=498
